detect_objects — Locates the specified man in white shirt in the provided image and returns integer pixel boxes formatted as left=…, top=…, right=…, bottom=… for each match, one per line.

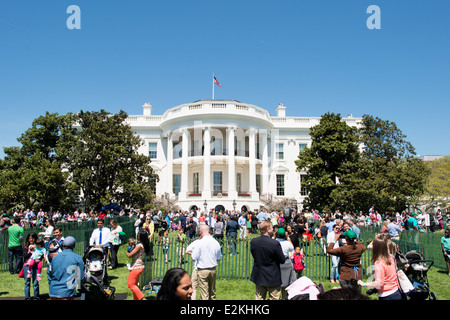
left=89, top=219, right=111, bottom=247
left=424, top=212, right=431, bottom=232
left=89, top=219, right=111, bottom=281
left=191, top=225, right=222, bottom=300
left=238, top=213, right=247, bottom=240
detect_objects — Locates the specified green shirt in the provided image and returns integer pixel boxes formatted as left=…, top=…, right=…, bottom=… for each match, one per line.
left=441, top=236, right=450, bottom=251
left=406, top=217, right=419, bottom=230
left=177, top=233, right=186, bottom=244
left=8, top=224, right=24, bottom=248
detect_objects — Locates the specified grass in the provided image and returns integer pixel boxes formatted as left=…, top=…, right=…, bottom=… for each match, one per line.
left=1, top=232, right=449, bottom=300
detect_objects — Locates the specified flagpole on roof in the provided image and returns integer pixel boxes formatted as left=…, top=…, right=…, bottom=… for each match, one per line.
left=212, top=72, right=215, bottom=100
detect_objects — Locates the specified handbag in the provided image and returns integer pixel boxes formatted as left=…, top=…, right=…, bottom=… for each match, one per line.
left=397, top=269, right=414, bottom=297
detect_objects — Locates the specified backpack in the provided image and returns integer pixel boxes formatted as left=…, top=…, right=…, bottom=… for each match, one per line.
left=293, top=253, right=304, bottom=272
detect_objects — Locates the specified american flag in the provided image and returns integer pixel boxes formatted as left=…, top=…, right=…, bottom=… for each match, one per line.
left=213, top=76, right=222, bottom=87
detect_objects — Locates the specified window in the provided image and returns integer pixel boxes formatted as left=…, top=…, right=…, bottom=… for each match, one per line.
left=193, top=172, right=199, bottom=193
left=299, top=143, right=306, bottom=152
left=212, top=138, right=223, bottom=155
left=276, top=174, right=285, bottom=196
left=173, top=174, right=181, bottom=195
left=256, top=174, right=261, bottom=194
left=236, top=173, right=241, bottom=192
left=149, top=142, right=157, bottom=159
left=276, top=143, right=284, bottom=160
left=300, top=175, right=308, bottom=196
left=213, top=171, right=222, bottom=193
left=149, top=175, right=157, bottom=194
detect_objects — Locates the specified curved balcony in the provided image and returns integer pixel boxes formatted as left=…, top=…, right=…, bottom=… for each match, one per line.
left=160, top=100, right=273, bottom=130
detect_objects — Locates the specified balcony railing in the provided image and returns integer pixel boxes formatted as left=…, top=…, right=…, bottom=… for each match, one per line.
left=186, top=191, right=252, bottom=197
left=173, top=149, right=262, bottom=160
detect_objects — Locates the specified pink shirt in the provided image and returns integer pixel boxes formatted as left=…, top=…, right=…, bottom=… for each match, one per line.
left=366, top=256, right=399, bottom=297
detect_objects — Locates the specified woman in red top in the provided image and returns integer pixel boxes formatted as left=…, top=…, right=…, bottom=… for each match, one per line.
left=199, top=213, right=206, bottom=225
left=358, top=235, right=402, bottom=300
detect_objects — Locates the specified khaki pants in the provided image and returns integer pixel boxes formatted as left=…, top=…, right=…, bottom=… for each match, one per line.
left=197, top=268, right=217, bottom=300
left=191, top=267, right=198, bottom=300
left=255, top=285, right=281, bottom=300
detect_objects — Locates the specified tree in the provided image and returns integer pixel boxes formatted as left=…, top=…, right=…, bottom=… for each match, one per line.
left=295, top=112, right=360, bottom=212
left=338, top=115, right=430, bottom=213
left=296, top=113, right=430, bottom=214
left=417, top=156, right=450, bottom=211
left=58, top=109, right=159, bottom=210
left=0, top=113, right=78, bottom=211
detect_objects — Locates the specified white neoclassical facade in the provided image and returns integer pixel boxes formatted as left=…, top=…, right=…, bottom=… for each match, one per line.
left=126, top=100, right=361, bottom=212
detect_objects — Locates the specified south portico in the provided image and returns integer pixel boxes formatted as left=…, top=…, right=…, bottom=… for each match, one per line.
left=128, top=99, right=361, bottom=212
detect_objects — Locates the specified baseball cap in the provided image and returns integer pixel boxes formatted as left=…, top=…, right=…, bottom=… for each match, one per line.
left=343, top=230, right=357, bottom=240
left=63, top=236, right=76, bottom=248
left=276, top=227, right=286, bottom=237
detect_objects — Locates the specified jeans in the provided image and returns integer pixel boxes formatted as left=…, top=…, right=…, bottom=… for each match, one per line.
left=330, top=266, right=339, bottom=280
left=228, top=236, right=237, bottom=255
left=379, top=289, right=403, bottom=300
left=109, top=245, right=120, bottom=269
left=8, top=246, right=23, bottom=274
left=23, top=264, right=40, bottom=300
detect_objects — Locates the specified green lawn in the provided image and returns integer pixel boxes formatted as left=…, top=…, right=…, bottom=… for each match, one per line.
left=1, top=240, right=449, bottom=300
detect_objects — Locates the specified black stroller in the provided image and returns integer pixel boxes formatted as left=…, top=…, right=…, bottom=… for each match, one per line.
left=80, top=246, right=116, bottom=300
left=401, top=251, right=437, bottom=300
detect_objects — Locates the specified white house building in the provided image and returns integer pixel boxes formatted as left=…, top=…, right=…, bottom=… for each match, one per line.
left=126, top=100, right=362, bottom=212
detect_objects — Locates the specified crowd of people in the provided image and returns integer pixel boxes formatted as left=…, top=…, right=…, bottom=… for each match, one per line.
left=1, top=204, right=449, bottom=301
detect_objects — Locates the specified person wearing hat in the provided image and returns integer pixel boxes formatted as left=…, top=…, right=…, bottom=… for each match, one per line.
left=48, top=236, right=85, bottom=300
left=275, top=227, right=296, bottom=299
left=326, top=229, right=366, bottom=292
left=406, top=213, right=420, bottom=231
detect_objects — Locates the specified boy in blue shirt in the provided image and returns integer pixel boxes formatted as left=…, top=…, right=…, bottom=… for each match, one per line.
left=48, top=236, right=85, bottom=300
left=441, top=228, right=450, bottom=277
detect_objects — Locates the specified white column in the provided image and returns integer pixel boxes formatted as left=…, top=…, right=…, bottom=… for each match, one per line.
left=248, top=129, right=257, bottom=197
left=167, top=132, right=173, bottom=196
left=261, top=130, right=269, bottom=196
left=180, top=129, right=189, bottom=199
left=202, top=126, right=211, bottom=198
left=227, top=127, right=237, bottom=198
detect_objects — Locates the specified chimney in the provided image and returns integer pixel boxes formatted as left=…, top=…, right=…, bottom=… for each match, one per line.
left=143, top=102, right=152, bottom=115
left=276, top=103, right=286, bottom=117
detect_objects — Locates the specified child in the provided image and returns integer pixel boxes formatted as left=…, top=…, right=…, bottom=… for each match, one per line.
left=292, top=246, right=305, bottom=279
left=27, top=238, right=46, bottom=281
left=161, top=230, right=170, bottom=263
left=126, top=238, right=136, bottom=270
left=176, top=228, right=186, bottom=264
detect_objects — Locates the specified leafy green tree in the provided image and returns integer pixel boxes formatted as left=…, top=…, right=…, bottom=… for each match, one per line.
left=296, top=113, right=430, bottom=214
left=337, top=115, right=430, bottom=213
left=295, top=112, right=360, bottom=211
left=0, top=113, right=78, bottom=211
left=416, top=155, right=450, bottom=211
left=58, top=109, right=159, bottom=211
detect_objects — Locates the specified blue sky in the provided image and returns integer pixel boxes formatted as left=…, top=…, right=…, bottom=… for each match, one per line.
left=1, top=0, right=449, bottom=158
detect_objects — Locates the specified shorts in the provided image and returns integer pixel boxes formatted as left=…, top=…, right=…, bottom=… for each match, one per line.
left=444, top=250, right=450, bottom=262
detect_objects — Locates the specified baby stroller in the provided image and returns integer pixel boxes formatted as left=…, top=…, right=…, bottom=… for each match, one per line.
left=81, top=246, right=116, bottom=300
left=401, top=251, right=437, bottom=300
left=161, top=220, right=169, bottom=231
